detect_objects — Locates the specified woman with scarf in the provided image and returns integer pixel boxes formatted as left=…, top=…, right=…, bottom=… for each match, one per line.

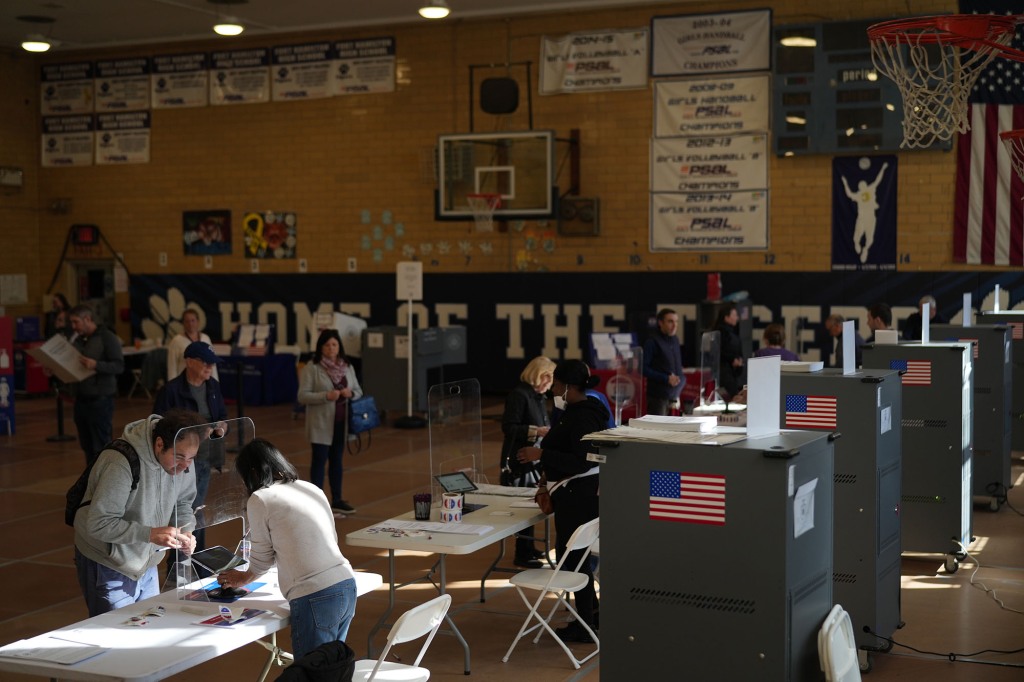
left=298, top=329, right=362, bottom=515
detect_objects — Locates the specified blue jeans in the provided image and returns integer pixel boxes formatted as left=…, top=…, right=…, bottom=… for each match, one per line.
left=310, top=419, right=347, bottom=505
left=75, top=548, right=159, bottom=617
left=289, top=578, right=357, bottom=660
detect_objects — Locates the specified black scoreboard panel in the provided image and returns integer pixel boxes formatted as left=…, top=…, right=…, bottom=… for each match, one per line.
left=772, top=18, right=952, bottom=156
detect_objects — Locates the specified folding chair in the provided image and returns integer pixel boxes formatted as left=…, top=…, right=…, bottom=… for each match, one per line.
left=818, top=604, right=862, bottom=682
left=351, top=594, right=451, bottom=682
left=502, top=517, right=600, bottom=669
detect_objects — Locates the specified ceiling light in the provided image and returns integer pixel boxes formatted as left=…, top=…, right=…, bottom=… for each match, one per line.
left=419, top=0, right=450, bottom=19
left=785, top=115, right=807, bottom=126
left=780, top=36, right=817, bottom=48
left=21, top=34, right=52, bottom=52
left=213, top=19, right=245, bottom=36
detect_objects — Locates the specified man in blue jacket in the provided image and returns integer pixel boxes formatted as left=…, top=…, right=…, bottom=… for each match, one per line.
left=642, top=308, right=683, bottom=415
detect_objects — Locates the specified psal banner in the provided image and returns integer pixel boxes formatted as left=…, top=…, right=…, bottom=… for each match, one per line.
left=650, top=134, right=767, bottom=193
left=540, top=28, right=649, bottom=94
left=650, top=190, right=768, bottom=251
left=654, top=74, right=770, bottom=138
left=650, top=9, right=772, bottom=77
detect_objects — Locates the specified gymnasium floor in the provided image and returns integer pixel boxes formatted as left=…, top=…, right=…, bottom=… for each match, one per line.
left=0, top=393, right=1021, bottom=681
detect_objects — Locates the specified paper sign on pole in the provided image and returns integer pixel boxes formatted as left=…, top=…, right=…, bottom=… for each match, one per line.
left=396, top=261, right=423, bottom=301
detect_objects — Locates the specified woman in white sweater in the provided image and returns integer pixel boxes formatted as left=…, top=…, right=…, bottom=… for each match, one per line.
left=297, top=329, right=362, bottom=514
left=218, top=438, right=357, bottom=659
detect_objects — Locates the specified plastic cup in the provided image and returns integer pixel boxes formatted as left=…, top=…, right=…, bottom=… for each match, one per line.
left=413, top=493, right=432, bottom=520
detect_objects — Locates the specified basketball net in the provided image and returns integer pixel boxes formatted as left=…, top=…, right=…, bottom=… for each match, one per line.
left=1000, top=130, right=1024, bottom=188
left=466, top=193, right=501, bottom=232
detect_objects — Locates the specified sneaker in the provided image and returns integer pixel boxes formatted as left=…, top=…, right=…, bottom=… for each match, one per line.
left=332, top=500, right=357, bottom=514
left=513, top=556, right=543, bottom=569
left=554, top=621, right=596, bottom=643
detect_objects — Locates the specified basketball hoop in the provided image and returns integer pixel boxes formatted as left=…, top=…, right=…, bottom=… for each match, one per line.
left=466, top=193, right=501, bottom=232
left=867, top=14, right=1024, bottom=149
left=1000, top=129, right=1024, bottom=185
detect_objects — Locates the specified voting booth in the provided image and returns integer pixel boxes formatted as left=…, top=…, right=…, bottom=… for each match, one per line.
left=361, top=326, right=467, bottom=414
left=977, top=310, right=1024, bottom=451
left=862, top=342, right=973, bottom=570
left=595, top=430, right=833, bottom=681
left=780, top=368, right=902, bottom=662
left=932, top=323, right=1013, bottom=508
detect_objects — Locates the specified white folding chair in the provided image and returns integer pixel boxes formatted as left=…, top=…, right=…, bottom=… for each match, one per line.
left=352, top=594, right=452, bottom=682
left=502, top=517, right=599, bottom=669
left=818, top=604, right=862, bottom=682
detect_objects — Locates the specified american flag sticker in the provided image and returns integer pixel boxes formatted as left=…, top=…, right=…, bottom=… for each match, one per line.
left=958, top=338, right=979, bottom=360
left=785, top=395, right=837, bottom=429
left=1010, top=322, right=1023, bottom=341
left=890, top=359, right=932, bottom=386
left=649, top=470, right=725, bottom=525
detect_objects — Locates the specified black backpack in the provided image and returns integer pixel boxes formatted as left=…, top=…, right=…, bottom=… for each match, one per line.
left=65, top=439, right=141, bottom=527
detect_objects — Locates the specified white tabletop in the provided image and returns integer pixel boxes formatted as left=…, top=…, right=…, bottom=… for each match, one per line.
left=0, top=569, right=382, bottom=682
left=346, top=494, right=547, bottom=555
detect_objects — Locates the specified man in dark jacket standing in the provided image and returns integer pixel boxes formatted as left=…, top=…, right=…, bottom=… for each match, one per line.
left=642, top=308, right=683, bottom=415
left=69, top=304, right=125, bottom=465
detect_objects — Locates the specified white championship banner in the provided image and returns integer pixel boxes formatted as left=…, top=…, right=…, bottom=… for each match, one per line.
left=650, top=190, right=769, bottom=251
left=272, top=42, right=333, bottom=101
left=651, top=134, right=768, bottom=193
left=540, top=28, right=648, bottom=94
left=41, top=115, right=94, bottom=167
left=333, top=37, right=396, bottom=95
left=95, top=112, right=150, bottom=165
left=95, top=58, right=151, bottom=112
left=651, top=9, right=771, bottom=77
left=654, top=74, right=769, bottom=138
left=152, top=53, right=209, bottom=109
left=41, top=62, right=94, bottom=115
left=211, top=49, right=270, bottom=106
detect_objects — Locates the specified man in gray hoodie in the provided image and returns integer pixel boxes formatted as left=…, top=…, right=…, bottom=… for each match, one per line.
left=74, top=408, right=207, bottom=616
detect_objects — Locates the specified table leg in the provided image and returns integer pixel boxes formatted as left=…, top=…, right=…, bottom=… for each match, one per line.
left=479, top=537, right=509, bottom=603
left=438, top=555, right=471, bottom=675
left=254, top=631, right=292, bottom=682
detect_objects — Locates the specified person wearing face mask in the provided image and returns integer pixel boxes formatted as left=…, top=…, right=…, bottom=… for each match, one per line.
left=500, top=356, right=555, bottom=568
left=516, top=359, right=607, bottom=644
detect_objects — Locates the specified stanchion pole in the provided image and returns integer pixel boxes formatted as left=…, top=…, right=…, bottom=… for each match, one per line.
left=47, top=384, right=76, bottom=442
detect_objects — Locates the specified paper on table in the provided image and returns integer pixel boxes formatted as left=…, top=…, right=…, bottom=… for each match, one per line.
left=583, top=426, right=745, bottom=446
left=372, top=519, right=494, bottom=535
left=628, top=415, right=716, bottom=432
left=0, top=634, right=109, bottom=665
left=509, top=499, right=540, bottom=508
left=25, top=334, right=95, bottom=384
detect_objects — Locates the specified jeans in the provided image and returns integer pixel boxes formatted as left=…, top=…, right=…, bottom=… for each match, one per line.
left=289, top=578, right=357, bottom=660
left=73, top=395, right=114, bottom=464
left=310, top=420, right=347, bottom=505
left=75, top=548, right=158, bottom=617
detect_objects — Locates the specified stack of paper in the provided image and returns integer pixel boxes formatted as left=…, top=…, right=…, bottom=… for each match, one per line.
left=628, top=415, right=717, bottom=432
left=780, top=361, right=824, bottom=373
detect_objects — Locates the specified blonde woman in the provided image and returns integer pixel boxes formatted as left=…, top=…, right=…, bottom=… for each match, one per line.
left=500, top=355, right=555, bottom=567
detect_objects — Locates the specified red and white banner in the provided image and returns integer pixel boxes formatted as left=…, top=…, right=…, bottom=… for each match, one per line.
left=651, top=134, right=767, bottom=193
left=540, top=28, right=648, bottom=94
left=654, top=74, right=769, bottom=138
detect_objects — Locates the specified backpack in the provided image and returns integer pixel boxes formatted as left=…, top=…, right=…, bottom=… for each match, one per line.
left=65, top=439, right=141, bottom=527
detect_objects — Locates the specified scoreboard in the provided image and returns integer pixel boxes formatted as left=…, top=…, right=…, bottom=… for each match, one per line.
left=772, top=18, right=951, bottom=156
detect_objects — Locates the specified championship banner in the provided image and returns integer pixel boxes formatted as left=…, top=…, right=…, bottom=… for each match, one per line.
left=152, top=53, right=209, bottom=109
left=650, top=190, right=769, bottom=251
left=654, top=74, right=769, bottom=138
left=95, top=112, right=150, bottom=165
left=95, top=58, right=150, bottom=112
left=651, top=134, right=767, bottom=193
left=210, top=49, right=270, bottom=105
left=540, top=28, right=649, bottom=94
left=40, top=62, right=94, bottom=115
left=272, top=42, right=333, bottom=101
left=41, top=115, right=94, bottom=167
left=651, top=9, right=772, bottom=77
left=332, top=37, right=396, bottom=95
left=832, top=155, right=897, bottom=271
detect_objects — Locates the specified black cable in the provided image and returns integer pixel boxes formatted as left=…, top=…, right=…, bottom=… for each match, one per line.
left=865, top=628, right=1024, bottom=663
left=986, top=481, right=1024, bottom=517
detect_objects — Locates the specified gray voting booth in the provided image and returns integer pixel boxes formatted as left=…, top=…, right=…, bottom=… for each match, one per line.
left=862, top=342, right=973, bottom=571
left=360, top=326, right=467, bottom=414
left=596, top=431, right=833, bottom=681
left=932, top=323, right=1013, bottom=508
left=780, top=368, right=902, bottom=664
left=977, top=310, right=1024, bottom=452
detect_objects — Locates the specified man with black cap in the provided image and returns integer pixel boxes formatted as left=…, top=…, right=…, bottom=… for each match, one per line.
left=516, top=359, right=607, bottom=644
left=153, top=341, right=227, bottom=553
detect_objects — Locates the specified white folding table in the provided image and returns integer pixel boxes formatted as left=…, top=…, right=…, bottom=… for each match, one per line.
left=0, top=569, right=382, bottom=682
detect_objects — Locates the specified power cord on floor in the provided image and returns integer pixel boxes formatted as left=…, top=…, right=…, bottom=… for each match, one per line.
left=956, top=542, right=1024, bottom=616
left=864, top=628, right=1024, bottom=665
left=985, top=481, right=1023, bottom=516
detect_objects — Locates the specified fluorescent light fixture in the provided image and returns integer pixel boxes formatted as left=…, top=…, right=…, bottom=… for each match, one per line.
left=21, top=34, right=51, bottom=52
left=213, top=20, right=245, bottom=36
left=780, top=36, right=817, bottom=47
left=419, top=0, right=450, bottom=19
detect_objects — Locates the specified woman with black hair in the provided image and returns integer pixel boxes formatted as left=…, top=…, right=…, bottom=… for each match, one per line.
left=516, top=359, right=607, bottom=644
left=298, top=329, right=362, bottom=514
left=218, top=438, right=357, bottom=659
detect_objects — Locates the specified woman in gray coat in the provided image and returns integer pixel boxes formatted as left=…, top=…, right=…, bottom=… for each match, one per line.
left=298, top=329, right=362, bottom=514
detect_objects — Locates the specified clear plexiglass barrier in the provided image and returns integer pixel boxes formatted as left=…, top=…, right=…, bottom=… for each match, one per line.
left=428, top=379, right=483, bottom=501
left=699, top=330, right=724, bottom=408
left=168, top=417, right=255, bottom=603
left=609, top=345, right=643, bottom=424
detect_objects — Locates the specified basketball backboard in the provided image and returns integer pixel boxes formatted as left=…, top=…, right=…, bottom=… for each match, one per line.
left=437, top=130, right=556, bottom=219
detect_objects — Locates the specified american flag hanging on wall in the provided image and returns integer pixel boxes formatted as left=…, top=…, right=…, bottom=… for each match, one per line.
left=953, top=1, right=1024, bottom=266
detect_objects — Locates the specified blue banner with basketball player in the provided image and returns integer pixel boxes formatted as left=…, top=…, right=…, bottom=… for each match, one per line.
left=832, top=155, right=897, bottom=271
